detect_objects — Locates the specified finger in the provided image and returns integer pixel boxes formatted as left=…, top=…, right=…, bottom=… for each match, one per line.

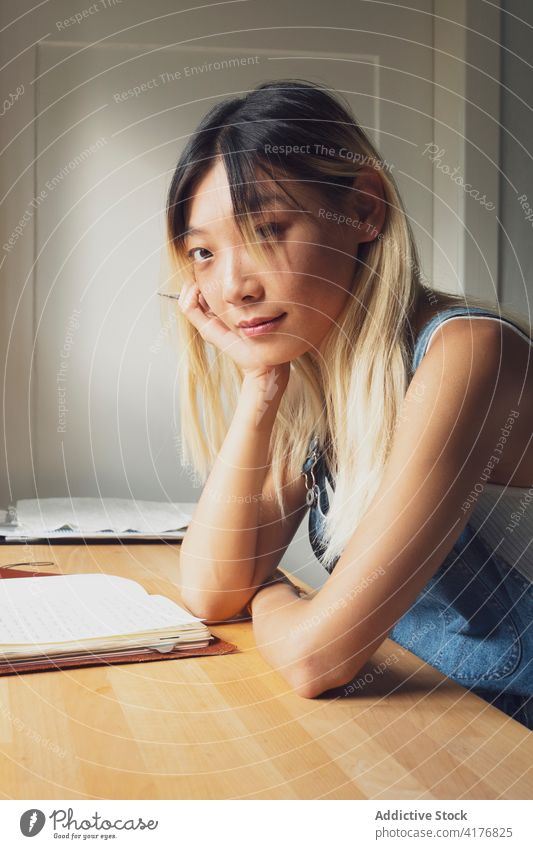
left=177, top=286, right=257, bottom=363
left=197, top=291, right=210, bottom=313
left=177, top=283, right=197, bottom=314
left=178, top=286, right=234, bottom=346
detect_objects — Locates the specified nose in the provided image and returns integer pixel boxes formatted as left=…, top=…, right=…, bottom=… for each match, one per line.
left=220, top=243, right=263, bottom=304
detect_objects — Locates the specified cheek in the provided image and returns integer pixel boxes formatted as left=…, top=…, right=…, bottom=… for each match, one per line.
left=287, top=239, right=354, bottom=313
left=287, top=272, right=351, bottom=326
left=305, top=293, right=349, bottom=333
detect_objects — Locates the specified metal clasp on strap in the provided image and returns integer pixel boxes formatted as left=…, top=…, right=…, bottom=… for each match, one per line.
left=302, top=435, right=320, bottom=507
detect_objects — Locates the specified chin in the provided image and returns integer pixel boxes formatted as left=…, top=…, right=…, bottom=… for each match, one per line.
left=282, top=345, right=313, bottom=364
left=248, top=341, right=300, bottom=362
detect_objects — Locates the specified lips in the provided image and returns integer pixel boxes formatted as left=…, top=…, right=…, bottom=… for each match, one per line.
left=238, top=313, right=286, bottom=328
left=238, top=313, right=287, bottom=337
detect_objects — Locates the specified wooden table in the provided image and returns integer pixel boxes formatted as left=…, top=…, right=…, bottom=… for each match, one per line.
left=0, top=542, right=532, bottom=800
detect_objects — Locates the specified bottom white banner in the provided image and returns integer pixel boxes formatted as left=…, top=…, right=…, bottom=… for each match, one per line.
left=2, top=799, right=531, bottom=847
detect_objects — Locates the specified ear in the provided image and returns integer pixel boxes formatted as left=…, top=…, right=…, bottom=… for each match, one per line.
left=350, top=167, right=387, bottom=244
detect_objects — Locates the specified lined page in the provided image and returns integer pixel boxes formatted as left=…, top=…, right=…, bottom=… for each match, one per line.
left=0, top=574, right=206, bottom=652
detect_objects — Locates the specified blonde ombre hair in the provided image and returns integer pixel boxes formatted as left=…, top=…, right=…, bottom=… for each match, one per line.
left=164, top=78, right=531, bottom=571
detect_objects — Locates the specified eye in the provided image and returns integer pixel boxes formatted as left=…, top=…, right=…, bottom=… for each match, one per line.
left=187, top=246, right=212, bottom=264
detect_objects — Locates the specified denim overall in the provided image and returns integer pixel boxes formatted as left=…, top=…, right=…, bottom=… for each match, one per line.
left=302, top=305, right=533, bottom=730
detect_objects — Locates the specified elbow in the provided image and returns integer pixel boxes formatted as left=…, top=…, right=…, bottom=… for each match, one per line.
left=292, top=666, right=343, bottom=699
left=284, top=648, right=346, bottom=701
left=288, top=648, right=362, bottom=700
left=289, top=662, right=334, bottom=700
left=179, top=587, right=248, bottom=623
left=253, top=614, right=360, bottom=699
left=292, top=676, right=326, bottom=700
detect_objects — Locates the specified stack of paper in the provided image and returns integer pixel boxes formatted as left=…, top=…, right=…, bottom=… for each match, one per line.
left=0, top=573, right=212, bottom=661
left=1, top=498, right=196, bottom=540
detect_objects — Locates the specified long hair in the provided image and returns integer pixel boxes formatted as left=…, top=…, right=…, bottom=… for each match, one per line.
left=164, top=78, right=532, bottom=571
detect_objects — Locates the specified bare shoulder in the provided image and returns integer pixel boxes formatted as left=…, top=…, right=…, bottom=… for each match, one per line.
left=421, top=316, right=533, bottom=400
left=426, top=315, right=533, bottom=369
left=410, top=314, right=533, bottom=482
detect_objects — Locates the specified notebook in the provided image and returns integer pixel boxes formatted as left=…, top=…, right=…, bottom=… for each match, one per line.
left=0, top=567, right=238, bottom=675
left=0, top=497, right=196, bottom=541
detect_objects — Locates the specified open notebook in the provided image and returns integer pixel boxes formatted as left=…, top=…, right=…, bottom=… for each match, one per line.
left=0, top=498, right=196, bottom=541
left=0, top=572, right=213, bottom=663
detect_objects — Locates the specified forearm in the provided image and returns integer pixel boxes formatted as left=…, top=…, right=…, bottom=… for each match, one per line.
left=179, top=372, right=284, bottom=610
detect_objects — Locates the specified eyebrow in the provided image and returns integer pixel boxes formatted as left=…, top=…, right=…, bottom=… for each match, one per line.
left=184, top=192, right=297, bottom=238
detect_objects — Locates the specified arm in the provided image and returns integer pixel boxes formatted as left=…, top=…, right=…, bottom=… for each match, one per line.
left=179, top=368, right=308, bottom=622
left=249, top=320, right=527, bottom=697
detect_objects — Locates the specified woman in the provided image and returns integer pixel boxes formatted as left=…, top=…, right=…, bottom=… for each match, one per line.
left=164, top=79, right=533, bottom=729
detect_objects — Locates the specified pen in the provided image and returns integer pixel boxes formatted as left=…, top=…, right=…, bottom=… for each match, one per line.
left=157, top=292, right=180, bottom=300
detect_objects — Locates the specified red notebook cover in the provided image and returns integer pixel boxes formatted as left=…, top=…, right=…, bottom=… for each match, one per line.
left=0, top=567, right=239, bottom=676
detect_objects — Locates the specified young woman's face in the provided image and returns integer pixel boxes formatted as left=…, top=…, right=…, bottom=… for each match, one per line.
left=184, top=158, right=381, bottom=364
